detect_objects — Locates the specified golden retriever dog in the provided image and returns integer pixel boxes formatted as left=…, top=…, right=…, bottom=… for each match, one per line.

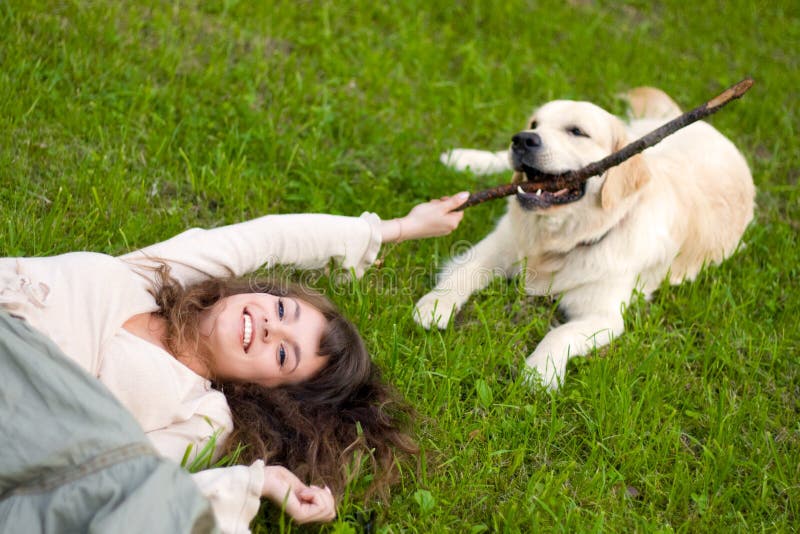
left=414, top=87, right=755, bottom=389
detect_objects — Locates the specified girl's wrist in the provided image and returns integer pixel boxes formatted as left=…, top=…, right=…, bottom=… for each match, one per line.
left=262, top=465, right=287, bottom=499
left=381, top=217, right=407, bottom=243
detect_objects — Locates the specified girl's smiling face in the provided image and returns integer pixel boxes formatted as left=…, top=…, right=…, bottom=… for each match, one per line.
left=199, top=293, right=328, bottom=387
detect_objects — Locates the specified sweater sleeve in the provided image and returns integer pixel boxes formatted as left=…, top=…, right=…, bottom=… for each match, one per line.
left=120, top=212, right=382, bottom=288
left=147, top=410, right=263, bottom=534
left=190, top=461, right=265, bottom=534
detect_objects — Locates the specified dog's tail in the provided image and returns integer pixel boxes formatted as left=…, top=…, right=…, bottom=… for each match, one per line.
left=622, top=87, right=682, bottom=121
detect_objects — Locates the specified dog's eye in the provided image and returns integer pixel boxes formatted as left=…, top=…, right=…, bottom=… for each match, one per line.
left=529, top=120, right=538, bottom=129
left=567, top=126, right=589, bottom=138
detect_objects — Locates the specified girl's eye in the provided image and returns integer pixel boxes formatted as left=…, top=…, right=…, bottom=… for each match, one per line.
left=278, top=299, right=284, bottom=320
left=567, top=126, right=589, bottom=138
left=278, top=345, right=286, bottom=367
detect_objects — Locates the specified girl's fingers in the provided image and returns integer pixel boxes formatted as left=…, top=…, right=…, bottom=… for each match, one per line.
left=292, top=486, right=336, bottom=523
left=446, top=192, right=470, bottom=208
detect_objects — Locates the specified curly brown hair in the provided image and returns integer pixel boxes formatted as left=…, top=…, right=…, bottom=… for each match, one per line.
left=151, top=266, right=418, bottom=499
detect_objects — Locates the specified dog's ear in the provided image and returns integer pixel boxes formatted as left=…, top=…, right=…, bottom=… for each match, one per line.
left=600, top=120, right=651, bottom=211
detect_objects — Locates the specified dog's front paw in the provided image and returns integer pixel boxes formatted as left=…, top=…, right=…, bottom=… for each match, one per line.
left=524, top=351, right=567, bottom=391
left=440, top=149, right=508, bottom=175
left=413, top=293, right=457, bottom=330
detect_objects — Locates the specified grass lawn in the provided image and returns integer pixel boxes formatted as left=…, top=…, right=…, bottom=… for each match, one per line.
left=2, top=0, right=798, bottom=532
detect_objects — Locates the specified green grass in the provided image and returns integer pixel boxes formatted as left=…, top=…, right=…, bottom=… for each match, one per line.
left=2, top=0, right=798, bottom=532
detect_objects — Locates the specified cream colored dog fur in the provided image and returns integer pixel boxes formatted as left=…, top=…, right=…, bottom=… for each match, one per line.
left=414, top=87, right=755, bottom=389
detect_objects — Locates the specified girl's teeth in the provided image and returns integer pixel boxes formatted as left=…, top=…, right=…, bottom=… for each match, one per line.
left=243, top=312, right=252, bottom=350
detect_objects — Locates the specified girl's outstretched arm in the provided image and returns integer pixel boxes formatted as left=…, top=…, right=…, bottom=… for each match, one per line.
left=380, top=192, right=469, bottom=243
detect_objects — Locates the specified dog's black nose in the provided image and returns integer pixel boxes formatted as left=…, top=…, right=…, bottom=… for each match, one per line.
left=512, top=131, right=542, bottom=150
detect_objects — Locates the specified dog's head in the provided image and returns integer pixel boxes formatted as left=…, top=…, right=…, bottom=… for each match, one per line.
left=509, top=100, right=650, bottom=212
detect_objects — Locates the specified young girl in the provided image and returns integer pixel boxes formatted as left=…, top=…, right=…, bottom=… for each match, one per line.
left=0, top=193, right=468, bottom=532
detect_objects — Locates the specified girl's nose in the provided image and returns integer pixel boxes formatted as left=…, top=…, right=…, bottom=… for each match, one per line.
left=264, top=319, right=286, bottom=340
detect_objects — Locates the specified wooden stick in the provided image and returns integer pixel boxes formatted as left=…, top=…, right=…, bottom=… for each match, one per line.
left=454, top=77, right=754, bottom=211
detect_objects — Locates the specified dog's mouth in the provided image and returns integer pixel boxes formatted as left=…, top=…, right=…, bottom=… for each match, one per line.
left=514, top=164, right=586, bottom=211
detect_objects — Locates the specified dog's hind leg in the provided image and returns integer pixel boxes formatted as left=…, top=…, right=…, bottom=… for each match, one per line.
left=623, top=87, right=682, bottom=121
left=440, top=149, right=511, bottom=175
